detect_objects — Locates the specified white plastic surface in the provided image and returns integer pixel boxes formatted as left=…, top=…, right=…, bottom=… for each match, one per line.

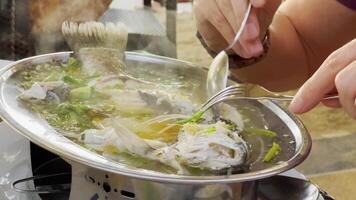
left=0, top=122, right=38, bottom=200
left=0, top=60, right=37, bottom=200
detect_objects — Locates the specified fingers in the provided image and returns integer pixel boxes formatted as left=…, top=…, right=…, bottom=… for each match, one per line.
left=251, top=0, right=267, bottom=8
left=238, top=9, right=263, bottom=58
left=217, top=0, right=239, bottom=32
left=334, top=60, right=356, bottom=118
left=194, top=0, right=271, bottom=58
left=321, top=87, right=341, bottom=108
left=218, top=0, right=248, bottom=56
left=289, top=39, right=356, bottom=114
left=321, top=99, right=341, bottom=108
left=193, top=0, right=229, bottom=52
left=206, top=0, right=235, bottom=46
left=230, top=0, right=257, bottom=57
left=241, top=0, right=282, bottom=57
left=196, top=19, right=229, bottom=52
left=230, top=0, right=249, bottom=32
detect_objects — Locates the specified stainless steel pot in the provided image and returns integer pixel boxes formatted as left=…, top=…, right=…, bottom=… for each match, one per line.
left=0, top=52, right=312, bottom=200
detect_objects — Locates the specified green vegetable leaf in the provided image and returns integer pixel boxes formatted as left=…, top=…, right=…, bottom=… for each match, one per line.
left=57, top=103, right=90, bottom=116
left=244, top=127, right=277, bottom=138
left=176, top=111, right=204, bottom=125
left=63, top=58, right=81, bottom=72
left=263, top=142, right=281, bottom=162
left=70, top=86, right=93, bottom=99
left=62, top=75, right=83, bottom=86
left=56, top=103, right=93, bottom=130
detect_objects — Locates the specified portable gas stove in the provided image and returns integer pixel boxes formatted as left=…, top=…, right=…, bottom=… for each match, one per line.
left=1, top=138, right=333, bottom=200
left=0, top=56, right=334, bottom=200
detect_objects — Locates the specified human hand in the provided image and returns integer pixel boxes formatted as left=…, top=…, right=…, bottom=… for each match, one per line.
left=193, top=0, right=281, bottom=58
left=289, top=39, right=356, bottom=118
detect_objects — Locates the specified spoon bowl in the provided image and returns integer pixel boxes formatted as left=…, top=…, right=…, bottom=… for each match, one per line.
left=206, top=2, right=252, bottom=116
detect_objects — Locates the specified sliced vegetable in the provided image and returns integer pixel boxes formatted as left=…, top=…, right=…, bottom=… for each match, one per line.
left=57, top=103, right=90, bottom=116
left=201, top=127, right=216, bottom=135
left=176, top=111, right=204, bottom=125
left=244, top=127, right=277, bottom=138
left=55, top=103, right=94, bottom=131
left=63, top=57, right=81, bottom=72
left=70, top=86, right=92, bottom=99
left=62, top=75, right=83, bottom=86
left=263, top=142, right=281, bottom=162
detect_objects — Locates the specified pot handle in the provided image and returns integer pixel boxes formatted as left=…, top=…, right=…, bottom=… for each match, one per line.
left=12, top=172, right=71, bottom=194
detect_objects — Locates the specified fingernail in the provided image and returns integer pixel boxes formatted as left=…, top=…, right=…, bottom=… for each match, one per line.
left=289, top=97, right=304, bottom=114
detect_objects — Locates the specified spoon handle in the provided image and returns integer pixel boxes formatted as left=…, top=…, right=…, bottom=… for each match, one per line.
left=225, top=2, right=252, bottom=52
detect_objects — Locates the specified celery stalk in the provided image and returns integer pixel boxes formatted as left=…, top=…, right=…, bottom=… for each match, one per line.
left=263, top=142, right=281, bottom=162
left=176, top=111, right=204, bottom=125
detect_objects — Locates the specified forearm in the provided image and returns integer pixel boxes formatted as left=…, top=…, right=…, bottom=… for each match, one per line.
left=231, top=0, right=356, bottom=92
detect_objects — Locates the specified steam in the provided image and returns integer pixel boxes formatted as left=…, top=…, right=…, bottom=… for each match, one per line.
left=30, top=0, right=112, bottom=54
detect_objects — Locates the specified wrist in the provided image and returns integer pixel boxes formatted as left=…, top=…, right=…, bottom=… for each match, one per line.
left=196, top=29, right=271, bottom=69
left=228, top=29, right=270, bottom=69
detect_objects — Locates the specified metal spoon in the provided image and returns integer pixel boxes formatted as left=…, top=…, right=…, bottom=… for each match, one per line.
left=206, top=2, right=252, bottom=116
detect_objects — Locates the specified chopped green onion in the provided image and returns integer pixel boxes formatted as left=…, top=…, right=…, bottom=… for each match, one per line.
left=244, top=127, right=277, bottom=138
left=201, top=127, right=216, bottom=135
left=62, top=75, right=83, bottom=86
left=176, top=111, right=204, bottom=125
left=263, top=142, right=281, bottom=162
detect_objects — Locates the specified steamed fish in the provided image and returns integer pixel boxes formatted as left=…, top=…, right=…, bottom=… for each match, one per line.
left=81, top=116, right=248, bottom=174
left=62, top=21, right=128, bottom=76
left=176, top=121, right=247, bottom=170
left=82, top=117, right=186, bottom=173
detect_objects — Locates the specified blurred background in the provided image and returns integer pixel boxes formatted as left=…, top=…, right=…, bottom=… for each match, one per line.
left=1, top=0, right=356, bottom=199
left=0, top=0, right=200, bottom=61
